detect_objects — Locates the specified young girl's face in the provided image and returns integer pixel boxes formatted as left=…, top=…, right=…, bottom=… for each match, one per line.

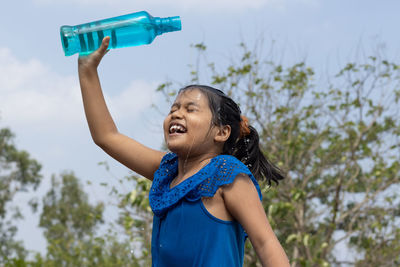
left=163, top=88, right=220, bottom=157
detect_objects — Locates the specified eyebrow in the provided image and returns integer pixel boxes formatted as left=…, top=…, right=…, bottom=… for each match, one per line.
left=171, top=101, right=200, bottom=108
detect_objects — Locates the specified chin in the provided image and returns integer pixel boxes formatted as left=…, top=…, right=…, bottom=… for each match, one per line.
left=166, top=143, right=185, bottom=155
left=166, top=142, right=197, bottom=158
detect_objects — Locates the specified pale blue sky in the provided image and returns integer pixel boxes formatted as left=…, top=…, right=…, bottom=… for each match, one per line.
left=1, top=0, right=399, bottom=257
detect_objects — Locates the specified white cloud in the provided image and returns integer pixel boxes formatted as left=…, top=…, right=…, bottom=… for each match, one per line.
left=0, top=46, right=162, bottom=168
left=0, top=47, right=158, bottom=131
left=108, top=80, right=159, bottom=121
left=0, top=48, right=81, bottom=128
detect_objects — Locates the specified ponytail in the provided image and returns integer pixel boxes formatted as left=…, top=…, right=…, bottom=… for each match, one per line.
left=233, top=125, right=284, bottom=185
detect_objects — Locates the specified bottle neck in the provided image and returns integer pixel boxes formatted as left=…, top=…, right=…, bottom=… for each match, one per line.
left=154, top=16, right=181, bottom=35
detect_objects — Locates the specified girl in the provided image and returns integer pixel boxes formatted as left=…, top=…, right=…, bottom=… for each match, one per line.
left=78, top=36, right=290, bottom=267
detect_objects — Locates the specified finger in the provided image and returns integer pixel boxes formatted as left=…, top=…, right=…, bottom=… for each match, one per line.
left=77, top=36, right=110, bottom=66
left=98, top=36, right=110, bottom=54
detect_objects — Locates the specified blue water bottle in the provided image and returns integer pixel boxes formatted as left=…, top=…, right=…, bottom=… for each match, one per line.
left=60, top=11, right=181, bottom=56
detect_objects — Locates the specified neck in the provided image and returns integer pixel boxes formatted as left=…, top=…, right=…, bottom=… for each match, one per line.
left=176, top=151, right=218, bottom=181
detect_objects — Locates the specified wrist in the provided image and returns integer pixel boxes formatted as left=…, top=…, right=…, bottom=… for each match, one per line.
left=78, top=62, right=98, bottom=76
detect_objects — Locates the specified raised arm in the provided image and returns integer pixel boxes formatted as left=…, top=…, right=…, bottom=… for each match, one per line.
left=78, top=36, right=165, bottom=180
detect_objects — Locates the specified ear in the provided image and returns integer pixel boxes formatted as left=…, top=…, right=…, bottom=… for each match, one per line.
left=214, top=125, right=231, bottom=143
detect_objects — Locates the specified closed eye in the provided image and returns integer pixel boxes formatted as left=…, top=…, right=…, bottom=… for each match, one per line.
left=186, top=103, right=199, bottom=112
left=169, top=102, right=199, bottom=114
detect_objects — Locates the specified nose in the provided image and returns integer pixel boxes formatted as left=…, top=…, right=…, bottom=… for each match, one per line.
left=171, top=108, right=183, bottom=119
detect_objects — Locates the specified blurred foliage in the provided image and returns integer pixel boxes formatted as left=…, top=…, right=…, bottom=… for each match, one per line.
left=4, top=172, right=145, bottom=266
left=105, top=173, right=153, bottom=266
left=0, top=128, right=42, bottom=263
left=38, top=172, right=105, bottom=266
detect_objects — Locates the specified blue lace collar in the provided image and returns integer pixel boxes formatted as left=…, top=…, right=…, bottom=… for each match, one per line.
left=149, top=153, right=262, bottom=217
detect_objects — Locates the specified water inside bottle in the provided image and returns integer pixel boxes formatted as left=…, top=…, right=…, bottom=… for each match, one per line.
left=74, top=19, right=155, bottom=55
left=61, top=12, right=181, bottom=56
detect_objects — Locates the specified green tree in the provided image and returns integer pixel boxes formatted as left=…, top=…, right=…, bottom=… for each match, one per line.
left=157, top=43, right=400, bottom=266
left=39, top=172, right=104, bottom=266
left=38, top=171, right=142, bottom=267
left=0, top=128, right=42, bottom=263
left=102, top=173, right=153, bottom=266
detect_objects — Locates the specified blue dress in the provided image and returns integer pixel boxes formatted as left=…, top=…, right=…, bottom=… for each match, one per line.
left=149, top=153, right=262, bottom=267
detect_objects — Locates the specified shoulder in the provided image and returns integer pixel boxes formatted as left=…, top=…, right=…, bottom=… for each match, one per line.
left=222, top=173, right=258, bottom=196
left=212, top=154, right=248, bottom=173
left=211, top=154, right=263, bottom=201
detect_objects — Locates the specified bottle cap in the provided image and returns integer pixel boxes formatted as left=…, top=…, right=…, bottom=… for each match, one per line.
left=168, top=16, right=182, bottom=31
left=156, top=16, right=182, bottom=34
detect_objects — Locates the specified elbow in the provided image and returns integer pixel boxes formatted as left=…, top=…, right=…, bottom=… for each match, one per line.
left=92, top=134, right=111, bottom=148
left=91, top=129, right=118, bottom=148
left=93, top=137, right=105, bottom=148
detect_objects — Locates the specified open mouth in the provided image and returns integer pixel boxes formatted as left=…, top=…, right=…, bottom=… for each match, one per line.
left=169, top=122, right=187, bottom=134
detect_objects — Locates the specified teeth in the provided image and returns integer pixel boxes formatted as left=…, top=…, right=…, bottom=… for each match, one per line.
left=169, top=124, right=186, bottom=133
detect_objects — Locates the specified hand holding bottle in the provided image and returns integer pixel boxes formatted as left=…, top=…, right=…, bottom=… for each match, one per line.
left=78, top=36, right=110, bottom=72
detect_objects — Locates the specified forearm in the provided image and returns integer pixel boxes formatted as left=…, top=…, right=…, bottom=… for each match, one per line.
left=78, top=65, right=118, bottom=145
left=254, top=238, right=290, bottom=267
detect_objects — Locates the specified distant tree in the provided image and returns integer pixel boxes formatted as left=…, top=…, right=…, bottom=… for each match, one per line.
left=38, top=171, right=142, bottom=267
left=104, top=173, right=153, bottom=266
left=157, top=42, right=400, bottom=266
left=0, top=127, right=42, bottom=263
left=39, top=172, right=104, bottom=266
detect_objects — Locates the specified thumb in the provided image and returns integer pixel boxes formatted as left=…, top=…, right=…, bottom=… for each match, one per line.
left=88, top=36, right=110, bottom=64
left=97, top=36, right=110, bottom=56
left=77, top=36, right=111, bottom=68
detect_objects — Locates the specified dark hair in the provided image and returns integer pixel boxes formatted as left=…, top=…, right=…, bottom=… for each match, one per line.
left=179, top=85, right=284, bottom=185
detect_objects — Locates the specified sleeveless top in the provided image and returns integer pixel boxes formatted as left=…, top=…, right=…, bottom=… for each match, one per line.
left=149, top=153, right=262, bottom=267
